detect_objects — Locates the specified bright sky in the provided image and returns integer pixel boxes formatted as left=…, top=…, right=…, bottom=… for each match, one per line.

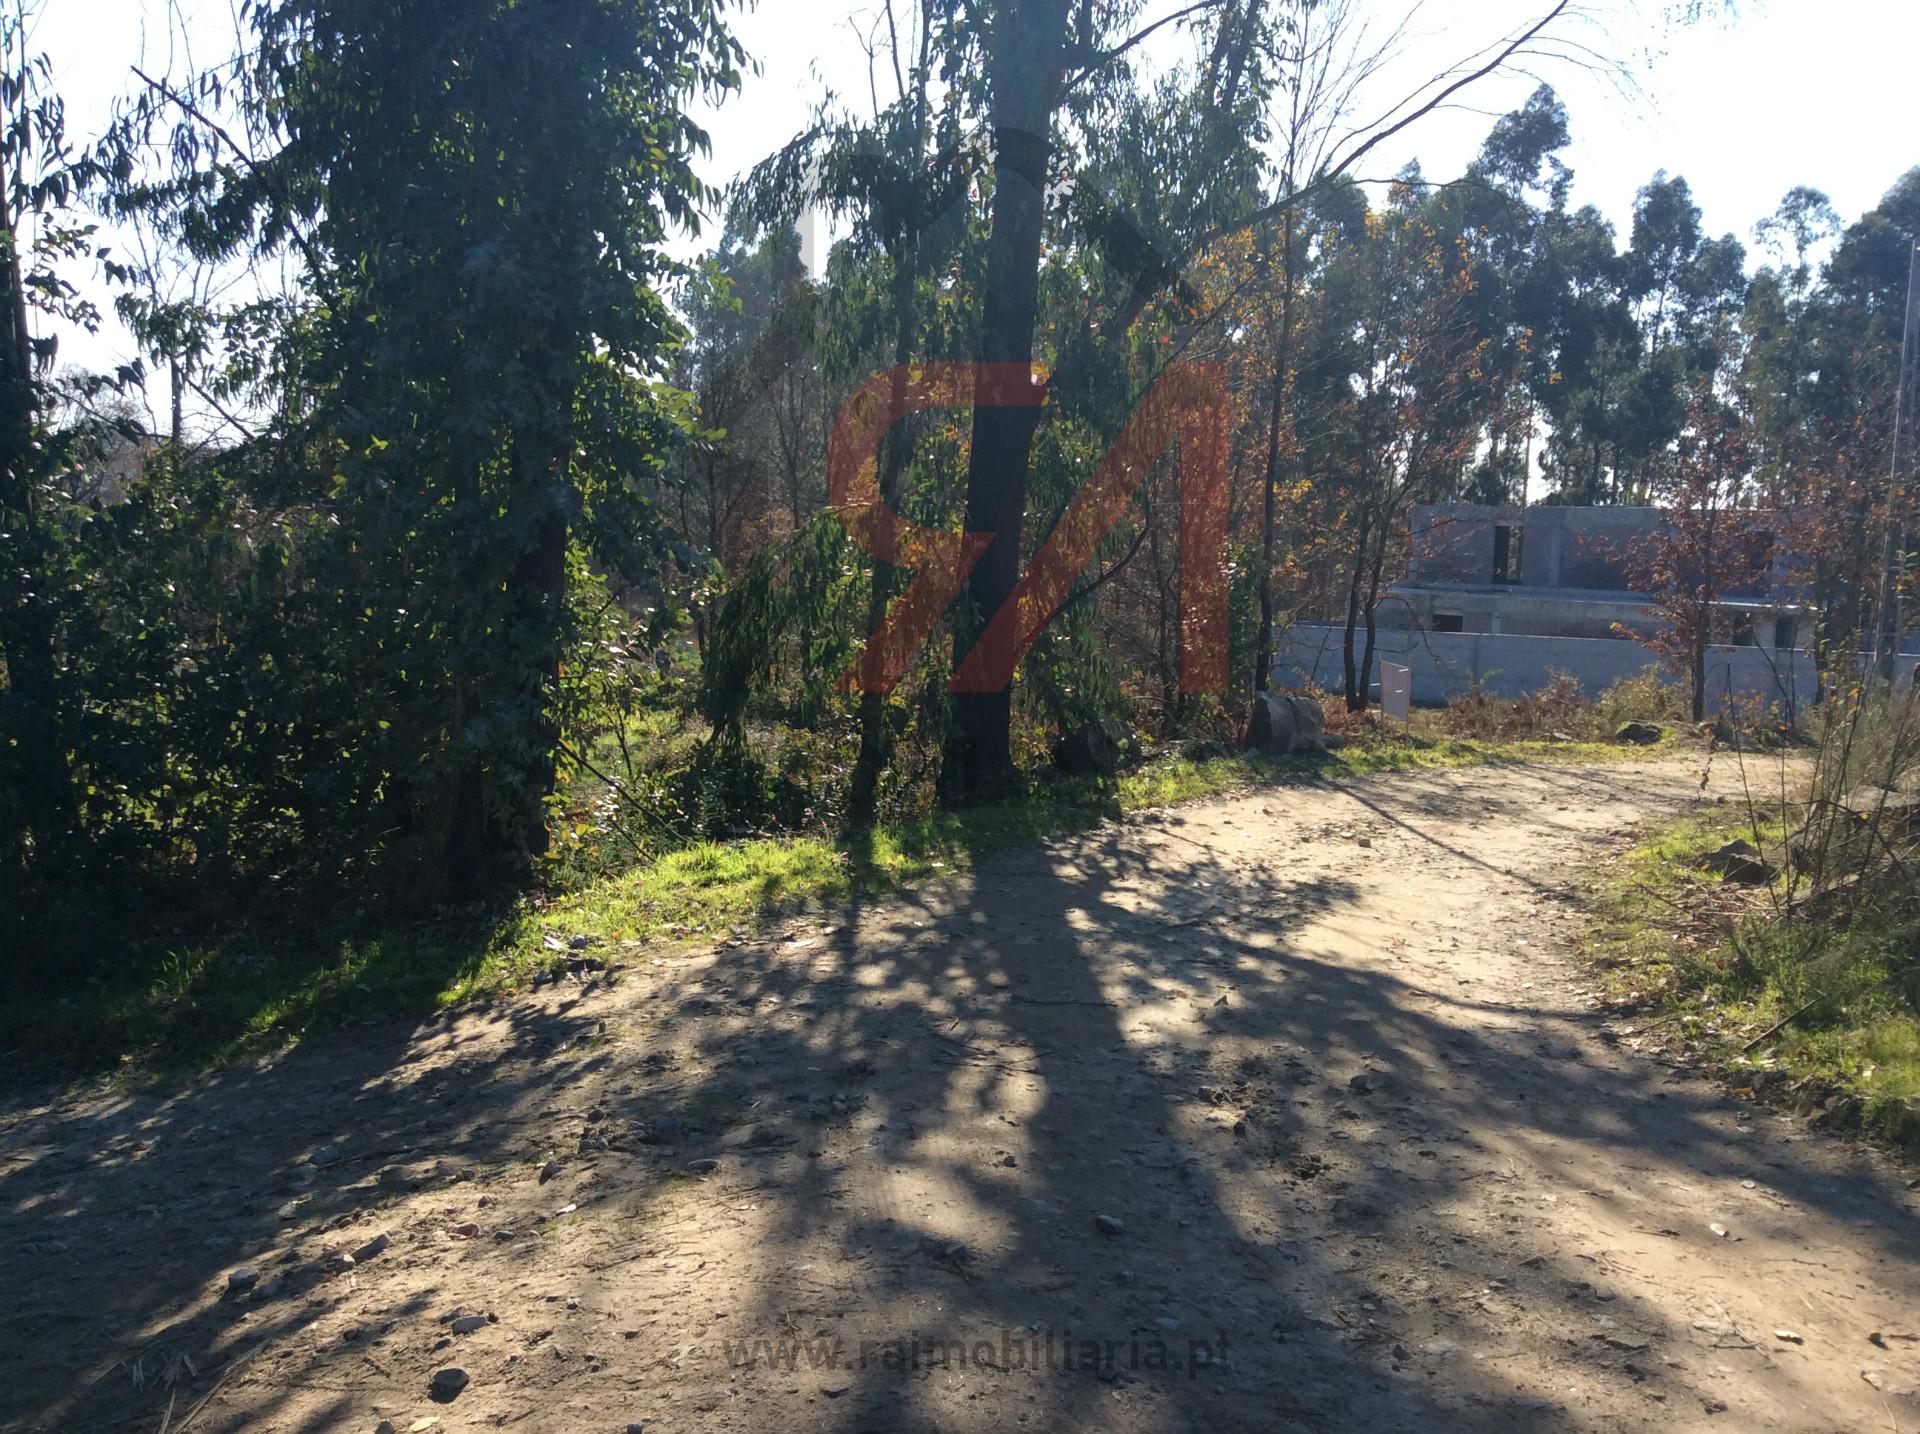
left=33, top=0, right=1920, bottom=406
left=680, top=0, right=1920, bottom=266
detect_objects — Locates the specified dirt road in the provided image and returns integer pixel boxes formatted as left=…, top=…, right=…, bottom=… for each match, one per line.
left=5, top=758, right=1919, bottom=1433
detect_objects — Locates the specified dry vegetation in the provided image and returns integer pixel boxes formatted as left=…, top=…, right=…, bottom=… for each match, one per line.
left=1584, top=686, right=1920, bottom=1147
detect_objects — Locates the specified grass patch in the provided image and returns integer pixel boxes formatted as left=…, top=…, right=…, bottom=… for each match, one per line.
left=541, top=729, right=1679, bottom=950
left=3, top=911, right=534, bottom=1077
left=1582, top=809, right=1920, bottom=1145
left=7, top=725, right=1686, bottom=1082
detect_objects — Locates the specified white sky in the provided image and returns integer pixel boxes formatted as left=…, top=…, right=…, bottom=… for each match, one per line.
left=684, top=0, right=1920, bottom=264
left=33, top=0, right=1920, bottom=406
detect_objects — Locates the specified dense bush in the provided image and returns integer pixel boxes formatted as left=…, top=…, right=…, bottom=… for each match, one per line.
left=1438, top=668, right=1684, bottom=742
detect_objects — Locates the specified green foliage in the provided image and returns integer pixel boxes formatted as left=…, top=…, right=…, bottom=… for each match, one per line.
left=4, top=726, right=1652, bottom=1077
left=1584, top=785, right=1920, bottom=1142
left=6, top=0, right=1918, bottom=1073
left=1595, top=665, right=1692, bottom=730
left=1432, top=667, right=1694, bottom=746
left=74, top=0, right=746, bottom=892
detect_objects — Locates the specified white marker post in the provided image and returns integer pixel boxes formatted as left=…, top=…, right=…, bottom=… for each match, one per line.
left=1379, top=660, right=1412, bottom=725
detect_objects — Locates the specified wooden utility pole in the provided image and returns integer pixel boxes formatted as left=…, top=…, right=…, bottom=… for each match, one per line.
left=1877, top=241, right=1920, bottom=681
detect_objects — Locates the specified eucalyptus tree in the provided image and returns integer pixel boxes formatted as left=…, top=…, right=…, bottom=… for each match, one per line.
left=1532, top=200, right=1635, bottom=503
left=1611, top=173, right=1747, bottom=501
left=942, top=0, right=1619, bottom=796
left=1318, top=177, right=1485, bottom=708
left=1034, top=1, right=1273, bottom=731
left=0, top=1, right=129, bottom=868
left=1738, top=185, right=1843, bottom=683
left=103, top=0, right=744, bottom=887
left=678, top=226, right=823, bottom=567
left=935, top=0, right=1080, bottom=800
left=1743, top=186, right=1839, bottom=505
left=1442, top=84, right=1575, bottom=505
left=732, top=0, right=980, bottom=824
left=720, top=0, right=1717, bottom=806
left=1802, top=170, right=1920, bottom=655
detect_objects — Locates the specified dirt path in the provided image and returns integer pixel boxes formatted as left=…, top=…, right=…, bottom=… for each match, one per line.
left=5, top=758, right=1919, bottom=1434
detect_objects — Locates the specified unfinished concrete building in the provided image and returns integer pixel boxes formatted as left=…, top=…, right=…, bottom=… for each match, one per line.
left=1388, top=504, right=1804, bottom=649
left=1277, top=503, right=1824, bottom=710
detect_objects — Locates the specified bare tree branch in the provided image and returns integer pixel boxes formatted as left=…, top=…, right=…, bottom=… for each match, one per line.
left=1064, top=0, right=1233, bottom=89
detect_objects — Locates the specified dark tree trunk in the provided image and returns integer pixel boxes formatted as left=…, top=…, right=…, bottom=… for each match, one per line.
left=1358, top=529, right=1389, bottom=715
left=444, top=420, right=571, bottom=887
left=1252, top=364, right=1282, bottom=695
left=1340, top=512, right=1372, bottom=711
left=505, top=491, right=570, bottom=862
left=1692, top=508, right=1717, bottom=725
left=0, top=204, right=74, bottom=860
left=1251, top=212, right=1297, bottom=701
left=849, top=34, right=938, bottom=828
left=942, top=0, right=1074, bottom=805
left=1690, top=631, right=1707, bottom=724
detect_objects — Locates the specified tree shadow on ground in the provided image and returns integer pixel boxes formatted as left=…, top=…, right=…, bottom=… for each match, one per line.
left=0, top=972, right=620, bottom=1432
left=589, top=767, right=1918, bottom=1432
left=2, top=763, right=1915, bottom=1433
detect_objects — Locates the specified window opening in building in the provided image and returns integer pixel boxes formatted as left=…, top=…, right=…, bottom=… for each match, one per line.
left=1433, top=612, right=1465, bottom=633
left=1492, top=524, right=1523, bottom=585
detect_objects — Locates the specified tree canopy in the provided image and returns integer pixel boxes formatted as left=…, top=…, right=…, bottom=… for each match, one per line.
left=1, top=0, right=1914, bottom=942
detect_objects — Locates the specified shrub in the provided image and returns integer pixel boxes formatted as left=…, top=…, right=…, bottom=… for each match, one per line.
left=1442, top=671, right=1595, bottom=740
left=1595, top=666, right=1689, bottom=731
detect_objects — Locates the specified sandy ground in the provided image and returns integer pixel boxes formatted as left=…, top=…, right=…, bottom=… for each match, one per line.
left=4, top=756, right=1919, bottom=1434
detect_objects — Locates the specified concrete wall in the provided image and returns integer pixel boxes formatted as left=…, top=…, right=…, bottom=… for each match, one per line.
left=1275, top=624, right=1820, bottom=714
left=1381, top=587, right=1661, bottom=640
left=1407, top=504, right=1512, bottom=586
left=1407, top=503, right=1781, bottom=600
left=1521, top=506, right=1659, bottom=592
left=1409, top=504, right=1654, bottom=592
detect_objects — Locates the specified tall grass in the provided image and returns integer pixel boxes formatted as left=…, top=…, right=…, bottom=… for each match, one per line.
left=1590, top=661, right=1920, bottom=1142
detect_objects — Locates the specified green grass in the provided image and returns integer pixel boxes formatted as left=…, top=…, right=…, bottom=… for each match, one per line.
left=539, top=730, right=1678, bottom=950
left=5, top=913, right=531, bottom=1077
left=1582, top=809, right=1920, bottom=1144
left=5, top=726, right=1687, bottom=1082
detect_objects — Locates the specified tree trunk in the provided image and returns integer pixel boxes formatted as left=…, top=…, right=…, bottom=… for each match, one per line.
left=1690, top=617, right=1707, bottom=724
left=847, top=244, right=921, bottom=826
left=0, top=201, right=74, bottom=859
left=1251, top=361, right=1283, bottom=698
left=444, top=419, right=571, bottom=887
left=848, top=34, right=936, bottom=828
left=1358, top=529, right=1388, bottom=715
left=1340, top=512, right=1371, bottom=711
left=942, top=0, right=1073, bottom=805
left=1877, top=242, right=1919, bottom=681
left=1251, top=210, right=1297, bottom=701
left=503, top=489, right=570, bottom=865
left=1693, top=507, right=1717, bottom=724
left=442, top=341, right=490, bottom=888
